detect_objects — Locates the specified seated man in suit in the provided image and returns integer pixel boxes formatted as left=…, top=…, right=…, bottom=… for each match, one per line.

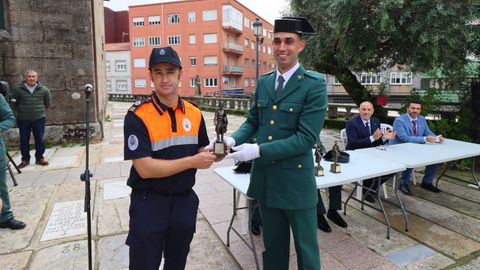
left=390, top=100, right=444, bottom=195
left=316, top=140, right=348, bottom=232
left=345, top=101, right=396, bottom=203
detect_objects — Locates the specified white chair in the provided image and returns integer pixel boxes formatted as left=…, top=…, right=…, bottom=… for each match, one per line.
left=340, top=128, right=348, bottom=150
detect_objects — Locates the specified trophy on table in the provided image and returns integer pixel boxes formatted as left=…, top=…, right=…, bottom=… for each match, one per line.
left=214, top=102, right=228, bottom=156
left=330, top=141, right=341, bottom=173
left=314, top=142, right=324, bottom=176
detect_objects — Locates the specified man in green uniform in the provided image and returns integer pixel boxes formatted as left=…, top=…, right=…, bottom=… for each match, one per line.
left=226, top=17, right=327, bottom=270
left=0, top=92, right=26, bottom=230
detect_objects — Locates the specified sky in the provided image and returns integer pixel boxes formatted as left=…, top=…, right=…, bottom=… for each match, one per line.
left=104, top=0, right=289, bottom=24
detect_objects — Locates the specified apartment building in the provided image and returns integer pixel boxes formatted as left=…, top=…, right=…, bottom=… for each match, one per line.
left=106, top=43, right=132, bottom=94
left=327, top=67, right=422, bottom=102
left=128, top=0, right=274, bottom=96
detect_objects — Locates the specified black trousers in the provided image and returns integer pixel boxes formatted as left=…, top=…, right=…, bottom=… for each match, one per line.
left=127, top=189, right=199, bottom=270
left=316, top=185, right=342, bottom=215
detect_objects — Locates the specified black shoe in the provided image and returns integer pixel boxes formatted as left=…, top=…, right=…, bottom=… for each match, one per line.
left=327, top=210, right=348, bottom=228
left=420, top=183, right=441, bottom=193
left=364, top=194, right=376, bottom=203
left=250, top=222, right=261, bottom=235
left=0, top=218, right=26, bottom=230
left=399, top=184, right=412, bottom=195
left=317, top=214, right=331, bottom=232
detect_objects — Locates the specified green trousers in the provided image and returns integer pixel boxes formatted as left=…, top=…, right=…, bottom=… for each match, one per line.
left=0, top=158, right=13, bottom=223
left=259, top=201, right=321, bottom=270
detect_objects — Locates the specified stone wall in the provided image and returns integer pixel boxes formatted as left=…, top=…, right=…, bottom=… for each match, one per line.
left=0, top=0, right=106, bottom=145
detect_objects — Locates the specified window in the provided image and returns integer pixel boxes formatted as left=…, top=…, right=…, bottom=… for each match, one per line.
left=251, top=78, right=255, bottom=86
left=189, top=34, right=196, bottom=44
left=188, top=12, right=195, bottom=22
left=134, top=59, right=146, bottom=68
left=148, top=36, right=161, bottom=46
left=106, top=61, right=111, bottom=72
left=251, top=59, right=255, bottom=68
left=244, top=38, right=249, bottom=48
left=251, top=41, right=255, bottom=50
left=168, top=14, right=180, bottom=24
left=267, top=47, right=272, bottom=55
left=390, top=72, right=412, bottom=85
left=262, top=45, right=266, bottom=53
left=168, top=35, right=181, bottom=45
left=333, top=77, right=341, bottom=85
left=203, top=33, right=217, bottom=44
left=106, top=80, right=111, bottom=91
left=115, top=61, right=127, bottom=72
left=244, top=58, right=249, bottom=67
left=189, top=78, right=196, bottom=88
left=244, top=78, right=249, bottom=87
left=262, top=62, right=266, bottom=69
left=133, top=17, right=144, bottom=26
left=116, top=80, right=128, bottom=92
left=202, top=10, right=217, bottom=21
left=190, top=57, right=196, bottom=66
left=148, top=16, right=160, bottom=25
left=360, top=73, right=382, bottom=85
left=244, top=17, right=250, bottom=28
left=204, top=56, right=218, bottom=66
left=204, top=78, right=218, bottom=87
left=135, top=79, right=147, bottom=88
left=133, top=37, right=145, bottom=47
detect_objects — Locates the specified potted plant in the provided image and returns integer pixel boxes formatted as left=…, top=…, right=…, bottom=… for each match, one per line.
left=375, top=82, right=389, bottom=106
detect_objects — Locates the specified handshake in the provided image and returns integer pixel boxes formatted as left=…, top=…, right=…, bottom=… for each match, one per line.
left=205, top=136, right=261, bottom=161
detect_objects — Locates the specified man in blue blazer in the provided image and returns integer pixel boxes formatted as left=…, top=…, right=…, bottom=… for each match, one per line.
left=345, top=101, right=396, bottom=201
left=390, top=100, right=445, bottom=195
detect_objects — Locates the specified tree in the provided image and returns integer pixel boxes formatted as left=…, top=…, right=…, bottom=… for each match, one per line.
left=288, top=0, right=479, bottom=121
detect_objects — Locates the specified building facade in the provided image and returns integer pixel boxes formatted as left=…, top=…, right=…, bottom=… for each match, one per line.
left=106, top=43, right=132, bottom=95
left=104, top=7, right=129, bottom=44
left=0, top=0, right=107, bottom=144
left=128, top=0, right=274, bottom=96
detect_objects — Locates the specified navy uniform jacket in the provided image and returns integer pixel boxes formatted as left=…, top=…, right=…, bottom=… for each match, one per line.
left=232, top=66, right=328, bottom=210
left=345, top=115, right=383, bottom=150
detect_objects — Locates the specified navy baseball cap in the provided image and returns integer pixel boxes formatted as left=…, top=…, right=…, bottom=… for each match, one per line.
left=148, top=47, right=182, bottom=70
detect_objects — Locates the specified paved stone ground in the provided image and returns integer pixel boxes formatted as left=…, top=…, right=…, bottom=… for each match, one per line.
left=0, top=101, right=479, bottom=270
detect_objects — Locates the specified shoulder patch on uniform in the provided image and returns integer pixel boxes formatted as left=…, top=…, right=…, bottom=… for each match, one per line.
left=304, top=70, right=324, bottom=80
left=260, top=70, right=275, bottom=77
left=128, top=98, right=151, bottom=112
left=182, top=98, right=199, bottom=108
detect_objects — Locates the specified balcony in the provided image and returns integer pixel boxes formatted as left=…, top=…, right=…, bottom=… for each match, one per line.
left=222, top=65, right=243, bottom=75
left=222, top=21, right=242, bottom=35
left=222, top=42, right=243, bottom=55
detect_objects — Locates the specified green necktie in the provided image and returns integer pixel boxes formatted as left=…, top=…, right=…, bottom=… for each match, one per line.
left=276, top=75, right=284, bottom=98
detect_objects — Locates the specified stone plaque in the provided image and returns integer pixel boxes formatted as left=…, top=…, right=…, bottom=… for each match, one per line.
left=41, top=200, right=87, bottom=241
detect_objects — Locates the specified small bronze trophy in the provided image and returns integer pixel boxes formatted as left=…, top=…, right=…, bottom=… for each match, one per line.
left=214, top=102, right=228, bottom=156
left=314, top=143, right=324, bottom=176
left=330, top=141, right=341, bottom=173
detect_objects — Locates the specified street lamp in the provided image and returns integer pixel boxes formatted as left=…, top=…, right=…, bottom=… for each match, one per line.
left=253, top=18, right=263, bottom=80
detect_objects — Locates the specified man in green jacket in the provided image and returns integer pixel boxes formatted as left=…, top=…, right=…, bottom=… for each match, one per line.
left=226, top=17, right=327, bottom=270
left=12, top=70, right=51, bottom=168
left=0, top=93, right=26, bottom=230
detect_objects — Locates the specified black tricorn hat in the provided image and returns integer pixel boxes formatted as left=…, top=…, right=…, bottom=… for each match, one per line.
left=323, top=150, right=350, bottom=163
left=149, top=46, right=182, bottom=70
left=274, top=16, right=316, bottom=35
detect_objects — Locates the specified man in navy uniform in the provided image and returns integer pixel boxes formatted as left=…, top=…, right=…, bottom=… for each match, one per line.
left=225, top=17, right=327, bottom=270
left=124, top=46, right=221, bottom=270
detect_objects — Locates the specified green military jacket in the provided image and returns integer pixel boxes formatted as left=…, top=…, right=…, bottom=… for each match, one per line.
left=0, top=95, right=16, bottom=161
left=12, top=82, right=51, bottom=121
left=232, top=65, right=328, bottom=209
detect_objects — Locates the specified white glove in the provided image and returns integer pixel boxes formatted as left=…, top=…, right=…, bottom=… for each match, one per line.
left=205, top=136, right=236, bottom=150
left=226, top=143, right=260, bottom=161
